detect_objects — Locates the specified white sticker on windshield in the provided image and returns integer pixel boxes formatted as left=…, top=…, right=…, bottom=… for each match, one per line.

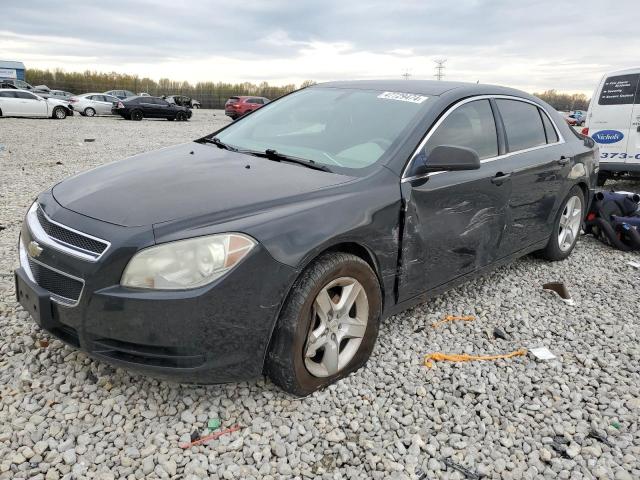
left=378, top=91, right=428, bottom=104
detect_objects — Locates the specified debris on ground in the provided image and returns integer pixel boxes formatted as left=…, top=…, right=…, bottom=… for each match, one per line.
left=424, top=349, right=527, bottom=368
left=208, top=418, right=221, bottom=431
left=37, top=339, right=49, bottom=348
left=190, top=430, right=200, bottom=442
left=627, top=260, right=640, bottom=269
left=529, top=346, right=557, bottom=361
left=543, top=282, right=575, bottom=305
left=431, top=315, right=476, bottom=328
left=55, top=161, right=63, bottom=165
left=84, top=138, right=96, bottom=142
left=0, top=224, right=6, bottom=232
left=413, top=325, right=425, bottom=333
left=179, top=425, right=241, bottom=449
left=492, top=327, right=508, bottom=340
left=442, top=458, right=484, bottom=479
left=611, top=421, right=621, bottom=430
left=588, top=429, right=614, bottom=447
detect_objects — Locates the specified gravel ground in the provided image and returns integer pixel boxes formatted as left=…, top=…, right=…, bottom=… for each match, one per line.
left=0, top=110, right=639, bottom=480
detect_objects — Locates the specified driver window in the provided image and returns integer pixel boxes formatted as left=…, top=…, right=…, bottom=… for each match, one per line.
left=424, top=100, right=498, bottom=160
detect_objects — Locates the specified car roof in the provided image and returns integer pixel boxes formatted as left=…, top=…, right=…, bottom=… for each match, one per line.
left=312, top=79, right=531, bottom=98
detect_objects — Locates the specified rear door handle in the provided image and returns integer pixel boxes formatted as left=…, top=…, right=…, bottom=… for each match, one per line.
left=558, top=155, right=571, bottom=165
left=491, top=172, right=511, bottom=185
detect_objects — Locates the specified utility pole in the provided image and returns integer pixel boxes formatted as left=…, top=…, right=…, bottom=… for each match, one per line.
left=401, top=69, right=412, bottom=80
left=434, top=59, right=447, bottom=81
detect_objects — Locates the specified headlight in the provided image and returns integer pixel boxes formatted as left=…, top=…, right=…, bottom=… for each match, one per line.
left=121, top=233, right=256, bottom=290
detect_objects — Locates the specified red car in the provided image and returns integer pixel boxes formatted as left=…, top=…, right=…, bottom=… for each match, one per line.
left=224, top=96, right=269, bottom=119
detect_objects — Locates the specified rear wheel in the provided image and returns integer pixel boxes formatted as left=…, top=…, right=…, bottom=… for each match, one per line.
left=84, top=107, right=96, bottom=117
left=266, top=253, right=382, bottom=396
left=131, top=110, right=143, bottom=121
left=540, top=186, right=585, bottom=261
left=52, top=107, right=67, bottom=120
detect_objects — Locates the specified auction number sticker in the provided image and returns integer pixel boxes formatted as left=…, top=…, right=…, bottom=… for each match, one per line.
left=378, top=92, right=429, bottom=103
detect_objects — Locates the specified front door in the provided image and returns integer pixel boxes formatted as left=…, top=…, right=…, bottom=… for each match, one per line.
left=399, top=99, right=513, bottom=301
left=15, top=91, right=47, bottom=116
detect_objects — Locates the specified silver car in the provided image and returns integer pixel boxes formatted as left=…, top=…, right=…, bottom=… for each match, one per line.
left=69, top=93, right=120, bottom=117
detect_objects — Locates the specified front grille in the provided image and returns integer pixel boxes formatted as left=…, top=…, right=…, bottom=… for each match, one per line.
left=36, top=207, right=108, bottom=255
left=27, top=258, right=83, bottom=305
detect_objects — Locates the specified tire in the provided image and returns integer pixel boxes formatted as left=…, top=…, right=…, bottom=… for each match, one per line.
left=175, top=111, right=187, bottom=121
left=52, top=107, right=67, bottom=120
left=266, top=253, right=382, bottom=396
left=596, top=173, right=608, bottom=187
left=192, top=104, right=200, bottom=109
left=540, top=186, right=585, bottom=261
left=130, top=110, right=143, bottom=121
left=84, top=107, right=96, bottom=117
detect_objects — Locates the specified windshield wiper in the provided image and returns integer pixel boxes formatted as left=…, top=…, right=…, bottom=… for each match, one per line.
left=252, top=149, right=332, bottom=173
left=201, top=137, right=237, bottom=151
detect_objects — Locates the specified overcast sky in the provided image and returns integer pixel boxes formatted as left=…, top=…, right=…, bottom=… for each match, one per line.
left=2, top=0, right=639, bottom=94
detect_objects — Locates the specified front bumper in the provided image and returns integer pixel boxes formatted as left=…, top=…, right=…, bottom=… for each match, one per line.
left=16, top=195, right=297, bottom=383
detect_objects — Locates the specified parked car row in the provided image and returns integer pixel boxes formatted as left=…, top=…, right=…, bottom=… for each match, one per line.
left=0, top=88, right=73, bottom=119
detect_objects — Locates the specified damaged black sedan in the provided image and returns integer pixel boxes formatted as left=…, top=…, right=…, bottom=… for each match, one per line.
left=15, top=80, right=597, bottom=395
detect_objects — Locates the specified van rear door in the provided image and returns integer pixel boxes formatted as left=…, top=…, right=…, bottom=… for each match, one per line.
left=628, top=83, right=640, bottom=167
left=590, top=73, right=639, bottom=164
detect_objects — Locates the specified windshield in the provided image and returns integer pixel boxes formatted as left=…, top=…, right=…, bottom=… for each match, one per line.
left=210, top=87, right=430, bottom=172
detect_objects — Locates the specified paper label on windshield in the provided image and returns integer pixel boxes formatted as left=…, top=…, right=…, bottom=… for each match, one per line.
left=378, top=91, right=428, bottom=103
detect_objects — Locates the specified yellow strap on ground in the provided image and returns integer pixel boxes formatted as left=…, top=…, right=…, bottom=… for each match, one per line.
left=431, top=315, right=476, bottom=328
left=424, top=349, right=528, bottom=368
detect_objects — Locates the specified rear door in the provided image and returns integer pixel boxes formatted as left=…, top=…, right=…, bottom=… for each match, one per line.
left=0, top=91, right=20, bottom=115
left=590, top=73, right=639, bottom=164
left=399, top=98, right=513, bottom=300
left=628, top=81, right=640, bottom=168
left=494, top=98, right=570, bottom=253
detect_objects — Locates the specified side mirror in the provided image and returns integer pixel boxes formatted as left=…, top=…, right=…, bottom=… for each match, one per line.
left=412, top=145, right=481, bottom=176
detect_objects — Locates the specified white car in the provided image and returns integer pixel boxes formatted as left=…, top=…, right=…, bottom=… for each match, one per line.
left=69, top=93, right=120, bottom=117
left=0, top=88, right=72, bottom=119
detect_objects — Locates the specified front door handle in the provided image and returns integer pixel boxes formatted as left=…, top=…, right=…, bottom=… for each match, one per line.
left=491, top=172, right=511, bottom=185
left=558, top=156, right=571, bottom=165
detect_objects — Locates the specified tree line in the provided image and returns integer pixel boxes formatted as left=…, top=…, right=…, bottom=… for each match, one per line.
left=532, top=89, right=590, bottom=112
left=25, top=69, right=309, bottom=108
left=25, top=68, right=589, bottom=111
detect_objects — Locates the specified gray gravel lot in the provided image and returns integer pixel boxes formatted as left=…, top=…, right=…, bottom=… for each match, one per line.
left=0, top=110, right=639, bottom=479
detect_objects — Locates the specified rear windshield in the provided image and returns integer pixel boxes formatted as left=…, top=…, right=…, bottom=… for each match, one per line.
left=228, top=97, right=240, bottom=102
left=212, top=87, right=431, bottom=173
left=598, top=74, right=640, bottom=105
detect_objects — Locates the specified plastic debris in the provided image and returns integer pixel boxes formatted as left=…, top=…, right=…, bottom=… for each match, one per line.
left=442, top=458, right=484, bottom=480
left=424, top=349, right=527, bottom=368
left=431, top=315, right=475, bottom=328
left=627, top=261, right=640, bottom=269
left=38, top=339, right=49, bottom=348
left=179, top=425, right=241, bottom=449
left=588, top=429, right=613, bottom=447
left=529, top=347, right=556, bottom=361
left=84, top=138, right=95, bottom=142
left=207, top=418, right=221, bottom=431
left=611, top=421, right=621, bottom=430
left=55, top=161, right=63, bottom=165
left=190, top=430, right=200, bottom=442
left=493, top=328, right=508, bottom=340
left=542, top=282, right=575, bottom=305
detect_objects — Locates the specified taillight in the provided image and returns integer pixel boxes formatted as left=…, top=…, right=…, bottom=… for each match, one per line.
left=581, top=127, right=589, bottom=136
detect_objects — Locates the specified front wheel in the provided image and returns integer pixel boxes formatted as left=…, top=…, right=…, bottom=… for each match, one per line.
left=540, top=186, right=585, bottom=261
left=52, top=107, right=67, bottom=120
left=84, top=107, right=96, bottom=117
left=130, top=110, right=143, bottom=121
left=175, top=111, right=187, bottom=121
left=266, top=253, right=382, bottom=396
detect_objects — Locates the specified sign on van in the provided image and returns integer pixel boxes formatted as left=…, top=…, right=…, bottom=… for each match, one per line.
left=0, top=68, right=17, bottom=79
left=592, top=130, right=624, bottom=144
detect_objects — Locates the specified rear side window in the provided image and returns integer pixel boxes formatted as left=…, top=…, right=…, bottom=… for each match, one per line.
left=539, top=109, right=559, bottom=143
left=598, top=74, right=640, bottom=105
left=425, top=99, right=498, bottom=160
left=497, top=99, right=546, bottom=152
left=0, top=91, right=16, bottom=98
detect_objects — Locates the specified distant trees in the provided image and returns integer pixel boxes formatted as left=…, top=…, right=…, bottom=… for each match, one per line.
left=533, top=90, right=590, bottom=112
left=25, top=69, right=300, bottom=108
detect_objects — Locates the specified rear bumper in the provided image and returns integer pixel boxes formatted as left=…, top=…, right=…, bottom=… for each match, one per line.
left=599, top=162, right=640, bottom=174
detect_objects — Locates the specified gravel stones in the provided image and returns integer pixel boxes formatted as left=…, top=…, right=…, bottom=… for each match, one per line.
left=0, top=115, right=638, bottom=478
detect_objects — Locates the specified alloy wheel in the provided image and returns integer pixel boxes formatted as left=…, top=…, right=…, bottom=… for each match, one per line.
left=304, top=277, right=369, bottom=377
left=558, top=195, right=583, bottom=252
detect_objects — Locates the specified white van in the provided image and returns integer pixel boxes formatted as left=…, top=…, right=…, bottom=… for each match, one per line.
left=585, top=67, right=640, bottom=185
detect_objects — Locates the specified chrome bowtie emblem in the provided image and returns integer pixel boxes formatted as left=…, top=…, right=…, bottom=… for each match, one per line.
left=28, top=241, right=43, bottom=258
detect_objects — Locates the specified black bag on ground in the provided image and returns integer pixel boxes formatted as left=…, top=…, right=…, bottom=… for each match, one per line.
left=584, top=191, right=640, bottom=251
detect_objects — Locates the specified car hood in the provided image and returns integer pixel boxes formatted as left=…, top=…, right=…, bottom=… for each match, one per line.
left=52, top=142, right=354, bottom=227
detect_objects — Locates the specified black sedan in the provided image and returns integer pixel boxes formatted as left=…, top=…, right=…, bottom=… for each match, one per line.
left=112, top=96, right=192, bottom=121
left=15, top=80, right=597, bottom=396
